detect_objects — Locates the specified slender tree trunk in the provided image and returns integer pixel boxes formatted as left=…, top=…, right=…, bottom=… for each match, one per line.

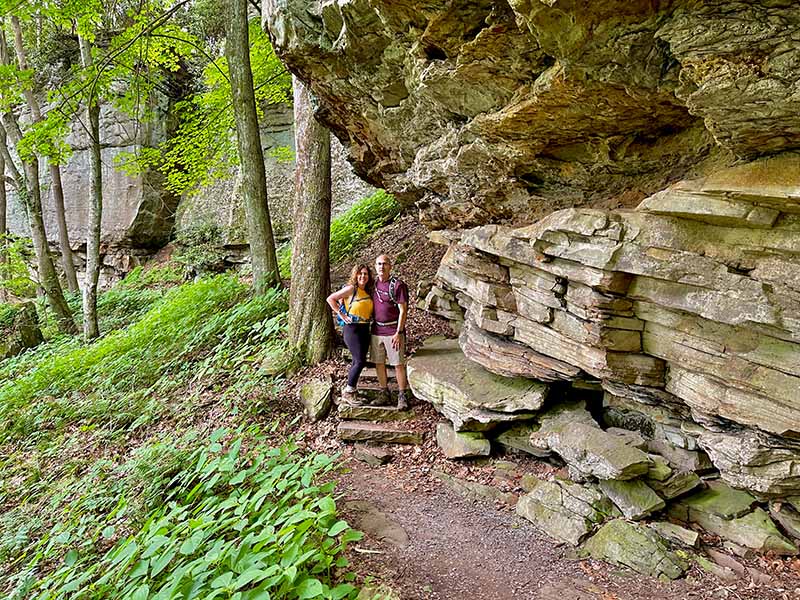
left=49, top=164, right=79, bottom=292
left=0, top=119, right=75, bottom=333
left=11, top=16, right=79, bottom=294
left=0, top=26, right=74, bottom=333
left=224, top=0, right=280, bottom=294
left=79, top=35, right=102, bottom=339
left=0, top=126, right=6, bottom=303
left=288, top=77, right=333, bottom=363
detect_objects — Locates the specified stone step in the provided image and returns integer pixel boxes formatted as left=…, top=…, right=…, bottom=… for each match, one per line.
left=338, top=404, right=413, bottom=421
left=337, top=422, right=422, bottom=445
left=360, top=367, right=396, bottom=380
left=358, top=381, right=399, bottom=392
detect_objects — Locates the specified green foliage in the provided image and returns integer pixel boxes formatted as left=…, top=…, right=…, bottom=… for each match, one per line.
left=268, top=145, right=296, bottom=164
left=280, top=190, right=402, bottom=277
left=0, top=303, right=19, bottom=329
left=0, top=273, right=361, bottom=598
left=16, top=111, right=72, bottom=164
left=119, top=264, right=186, bottom=290
left=329, top=191, right=401, bottom=264
left=0, top=236, right=37, bottom=298
left=5, top=430, right=360, bottom=600
left=0, top=275, right=283, bottom=443
left=173, top=224, right=227, bottom=274
left=117, top=18, right=292, bottom=196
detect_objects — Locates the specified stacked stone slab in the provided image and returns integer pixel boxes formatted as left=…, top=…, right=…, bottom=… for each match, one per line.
left=407, top=154, right=800, bottom=575
left=421, top=153, right=800, bottom=501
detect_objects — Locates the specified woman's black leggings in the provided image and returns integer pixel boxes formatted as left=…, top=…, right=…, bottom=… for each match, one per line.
left=343, top=324, right=371, bottom=388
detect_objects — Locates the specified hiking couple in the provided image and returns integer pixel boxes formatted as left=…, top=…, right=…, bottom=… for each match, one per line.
left=326, top=254, right=410, bottom=410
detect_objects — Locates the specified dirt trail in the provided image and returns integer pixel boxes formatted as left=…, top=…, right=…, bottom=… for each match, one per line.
left=340, top=462, right=698, bottom=600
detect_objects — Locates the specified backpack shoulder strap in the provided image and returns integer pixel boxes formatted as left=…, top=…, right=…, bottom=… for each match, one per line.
left=346, top=286, right=358, bottom=312
left=389, top=275, right=400, bottom=304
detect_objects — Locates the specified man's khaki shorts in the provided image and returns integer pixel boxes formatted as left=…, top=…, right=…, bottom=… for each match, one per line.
left=370, top=333, right=406, bottom=366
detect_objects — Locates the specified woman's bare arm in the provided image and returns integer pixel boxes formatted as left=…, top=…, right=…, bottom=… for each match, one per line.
left=326, top=285, right=355, bottom=314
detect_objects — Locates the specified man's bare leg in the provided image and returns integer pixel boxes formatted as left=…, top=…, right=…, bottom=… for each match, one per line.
left=375, top=362, right=388, bottom=387
left=375, top=362, right=391, bottom=405
left=396, top=364, right=409, bottom=409
left=396, top=364, right=408, bottom=390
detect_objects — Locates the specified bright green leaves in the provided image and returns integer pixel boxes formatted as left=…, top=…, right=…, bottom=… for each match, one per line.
left=0, top=235, right=37, bottom=297
left=17, top=111, right=72, bottom=163
left=21, top=433, right=362, bottom=599
left=119, top=16, right=292, bottom=197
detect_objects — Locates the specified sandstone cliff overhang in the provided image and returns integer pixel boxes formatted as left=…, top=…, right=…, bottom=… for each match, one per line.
left=264, top=0, right=800, bottom=228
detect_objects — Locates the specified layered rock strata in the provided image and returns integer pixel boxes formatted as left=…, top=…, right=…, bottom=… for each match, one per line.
left=421, top=153, right=800, bottom=499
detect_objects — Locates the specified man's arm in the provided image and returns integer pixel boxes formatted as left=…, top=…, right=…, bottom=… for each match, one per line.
left=392, top=301, right=407, bottom=350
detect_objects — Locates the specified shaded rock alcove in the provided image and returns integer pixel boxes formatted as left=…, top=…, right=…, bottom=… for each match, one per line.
left=264, top=0, right=800, bottom=581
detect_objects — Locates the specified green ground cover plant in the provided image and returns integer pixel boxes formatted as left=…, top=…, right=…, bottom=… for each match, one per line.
left=0, top=272, right=360, bottom=599
left=279, top=190, right=401, bottom=277
left=9, top=430, right=360, bottom=600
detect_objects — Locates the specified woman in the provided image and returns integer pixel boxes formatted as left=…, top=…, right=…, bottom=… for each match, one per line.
left=327, top=264, right=374, bottom=401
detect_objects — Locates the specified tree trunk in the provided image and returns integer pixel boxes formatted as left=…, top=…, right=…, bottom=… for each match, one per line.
left=0, top=118, right=75, bottom=333
left=79, top=35, right=102, bottom=340
left=288, top=77, right=333, bottom=363
left=0, top=26, right=74, bottom=333
left=0, top=126, right=6, bottom=302
left=49, top=164, right=79, bottom=293
left=11, top=16, right=79, bottom=294
left=224, top=0, right=280, bottom=294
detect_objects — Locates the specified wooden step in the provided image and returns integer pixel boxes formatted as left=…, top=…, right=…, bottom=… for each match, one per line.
left=337, top=422, right=422, bottom=445
left=338, top=404, right=413, bottom=422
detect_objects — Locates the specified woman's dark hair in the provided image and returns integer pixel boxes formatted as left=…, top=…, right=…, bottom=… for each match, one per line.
left=347, top=263, right=374, bottom=293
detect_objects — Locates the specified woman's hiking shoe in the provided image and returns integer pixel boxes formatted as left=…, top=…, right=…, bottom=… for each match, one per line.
left=341, top=388, right=360, bottom=405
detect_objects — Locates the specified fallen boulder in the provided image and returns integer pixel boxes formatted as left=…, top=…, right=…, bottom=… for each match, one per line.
left=580, top=519, right=689, bottom=580
left=0, top=303, right=43, bottom=359
left=436, top=421, right=491, bottom=459
left=300, top=378, right=333, bottom=421
left=599, top=479, right=665, bottom=520
left=408, top=337, right=548, bottom=431
left=516, top=476, right=616, bottom=546
left=539, top=422, right=652, bottom=480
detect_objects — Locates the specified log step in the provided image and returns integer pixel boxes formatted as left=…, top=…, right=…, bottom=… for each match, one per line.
left=337, top=422, right=422, bottom=445
left=338, top=404, right=413, bottom=421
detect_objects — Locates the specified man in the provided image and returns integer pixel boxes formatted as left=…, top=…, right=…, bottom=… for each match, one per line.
left=370, top=254, right=411, bottom=410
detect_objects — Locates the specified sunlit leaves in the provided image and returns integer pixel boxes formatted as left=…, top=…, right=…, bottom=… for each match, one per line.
left=120, top=17, right=292, bottom=196
left=21, top=433, right=361, bottom=600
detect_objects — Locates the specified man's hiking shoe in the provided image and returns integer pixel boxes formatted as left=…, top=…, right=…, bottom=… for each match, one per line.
left=396, top=391, right=409, bottom=411
left=368, top=388, right=393, bottom=407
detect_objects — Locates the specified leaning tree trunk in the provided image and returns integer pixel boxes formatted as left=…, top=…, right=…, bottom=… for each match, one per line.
left=0, top=26, right=74, bottom=334
left=288, top=77, right=333, bottom=363
left=11, top=16, right=78, bottom=293
left=79, top=34, right=102, bottom=340
left=224, top=0, right=280, bottom=294
left=49, top=163, right=79, bottom=293
left=0, top=118, right=75, bottom=333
